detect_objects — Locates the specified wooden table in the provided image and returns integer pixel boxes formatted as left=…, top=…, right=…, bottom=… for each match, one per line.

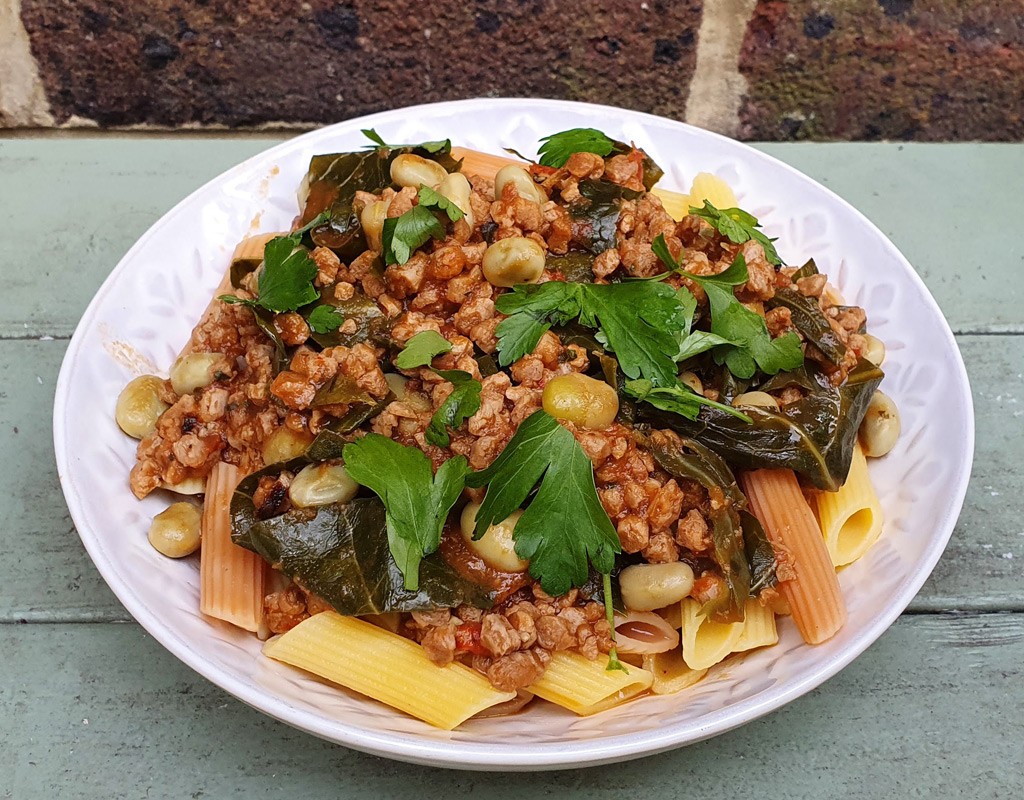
left=2, top=139, right=1022, bottom=798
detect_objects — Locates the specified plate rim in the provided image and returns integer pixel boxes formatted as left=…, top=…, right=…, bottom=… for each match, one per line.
left=53, top=96, right=975, bottom=770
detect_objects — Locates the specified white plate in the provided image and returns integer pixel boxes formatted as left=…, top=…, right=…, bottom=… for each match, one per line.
left=53, top=98, right=973, bottom=770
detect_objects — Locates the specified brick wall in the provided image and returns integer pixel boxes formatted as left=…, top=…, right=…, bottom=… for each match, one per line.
left=2, top=0, right=1022, bottom=140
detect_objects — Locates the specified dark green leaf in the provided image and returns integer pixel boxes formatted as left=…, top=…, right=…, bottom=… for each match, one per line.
left=465, top=411, right=619, bottom=596
left=426, top=370, right=482, bottom=447
left=394, top=330, right=452, bottom=370
left=300, top=147, right=457, bottom=260
left=312, top=372, right=376, bottom=408
left=768, top=286, right=846, bottom=365
left=641, top=359, right=884, bottom=490
left=791, top=258, right=819, bottom=281
left=545, top=251, right=596, bottom=283
left=306, top=292, right=389, bottom=350
left=624, top=378, right=751, bottom=422
left=361, top=128, right=452, bottom=155
left=741, top=510, right=778, bottom=595
left=382, top=205, right=446, bottom=266
left=645, top=432, right=749, bottom=622
left=231, top=482, right=492, bottom=615
left=342, top=434, right=468, bottom=590
left=568, top=178, right=639, bottom=255
left=252, top=306, right=289, bottom=374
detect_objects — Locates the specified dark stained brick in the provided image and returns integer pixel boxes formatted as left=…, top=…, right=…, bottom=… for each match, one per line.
left=802, top=13, right=834, bottom=40
left=21, top=0, right=702, bottom=129
left=739, top=0, right=1024, bottom=141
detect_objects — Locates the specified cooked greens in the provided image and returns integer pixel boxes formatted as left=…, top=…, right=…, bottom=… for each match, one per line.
left=641, top=359, right=884, bottom=491
left=231, top=472, right=491, bottom=615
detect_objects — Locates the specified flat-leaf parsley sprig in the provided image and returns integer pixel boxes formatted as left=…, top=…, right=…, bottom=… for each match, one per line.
left=465, top=410, right=620, bottom=597
left=219, top=212, right=330, bottom=313
left=341, top=434, right=468, bottom=591
left=382, top=186, right=465, bottom=266
left=689, top=199, right=783, bottom=266
left=652, top=234, right=804, bottom=380
left=393, top=331, right=483, bottom=447
left=495, top=280, right=685, bottom=387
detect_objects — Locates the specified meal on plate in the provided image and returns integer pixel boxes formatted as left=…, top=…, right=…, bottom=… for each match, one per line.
left=114, top=127, right=900, bottom=729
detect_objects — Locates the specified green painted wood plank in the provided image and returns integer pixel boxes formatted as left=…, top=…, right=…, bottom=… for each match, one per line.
left=0, top=141, right=1021, bottom=339
left=3, top=615, right=1022, bottom=795
left=2, top=335, right=1021, bottom=622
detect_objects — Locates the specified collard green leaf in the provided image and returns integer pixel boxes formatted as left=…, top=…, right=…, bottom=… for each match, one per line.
left=251, top=306, right=289, bottom=374
left=300, top=145, right=458, bottom=259
left=768, top=286, right=846, bottom=365
left=741, top=510, right=778, bottom=595
left=231, top=484, right=492, bottom=615
left=568, top=178, right=641, bottom=255
left=546, top=251, right=596, bottom=283
left=645, top=433, right=749, bottom=622
left=641, top=359, right=884, bottom=490
left=305, top=293, right=389, bottom=350
left=312, top=372, right=375, bottom=408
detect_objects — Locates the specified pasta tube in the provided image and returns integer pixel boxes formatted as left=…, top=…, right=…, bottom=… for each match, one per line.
left=264, top=612, right=516, bottom=730
left=741, top=469, right=847, bottom=644
left=733, top=600, right=779, bottom=653
left=642, top=650, right=708, bottom=695
left=814, top=443, right=884, bottom=567
left=199, top=461, right=265, bottom=632
left=680, top=598, right=745, bottom=670
left=529, top=652, right=654, bottom=715
left=451, top=146, right=691, bottom=221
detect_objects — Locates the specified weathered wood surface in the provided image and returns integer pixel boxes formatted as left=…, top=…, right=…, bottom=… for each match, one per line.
left=0, top=141, right=1021, bottom=794
left=4, top=615, right=1022, bottom=797
left=0, top=141, right=1021, bottom=339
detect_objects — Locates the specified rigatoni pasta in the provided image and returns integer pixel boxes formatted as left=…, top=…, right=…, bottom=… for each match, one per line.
left=529, top=652, right=654, bottom=715
left=815, top=443, right=884, bottom=567
left=199, top=461, right=265, bottom=632
left=264, top=612, right=515, bottom=729
left=741, top=469, right=847, bottom=645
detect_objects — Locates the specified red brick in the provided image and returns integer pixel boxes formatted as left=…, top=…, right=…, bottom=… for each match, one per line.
left=739, top=0, right=1024, bottom=140
left=21, top=0, right=701, bottom=128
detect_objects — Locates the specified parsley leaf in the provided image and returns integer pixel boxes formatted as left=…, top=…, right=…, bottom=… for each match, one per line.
left=250, top=236, right=320, bottom=313
left=218, top=212, right=332, bottom=313
left=361, top=128, right=451, bottom=154
left=307, top=305, right=344, bottom=334
left=495, top=281, right=683, bottom=386
left=465, top=410, right=620, bottom=596
left=653, top=235, right=803, bottom=379
left=342, top=434, right=468, bottom=591
left=382, top=205, right=446, bottom=266
left=689, top=200, right=782, bottom=266
left=418, top=185, right=464, bottom=222
left=394, top=330, right=452, bottom=370
left=623, top=378, right=752, bottom=422
left=537, top=128, right=616, bottom=168
left=426, top=370, right=482, bottom=447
